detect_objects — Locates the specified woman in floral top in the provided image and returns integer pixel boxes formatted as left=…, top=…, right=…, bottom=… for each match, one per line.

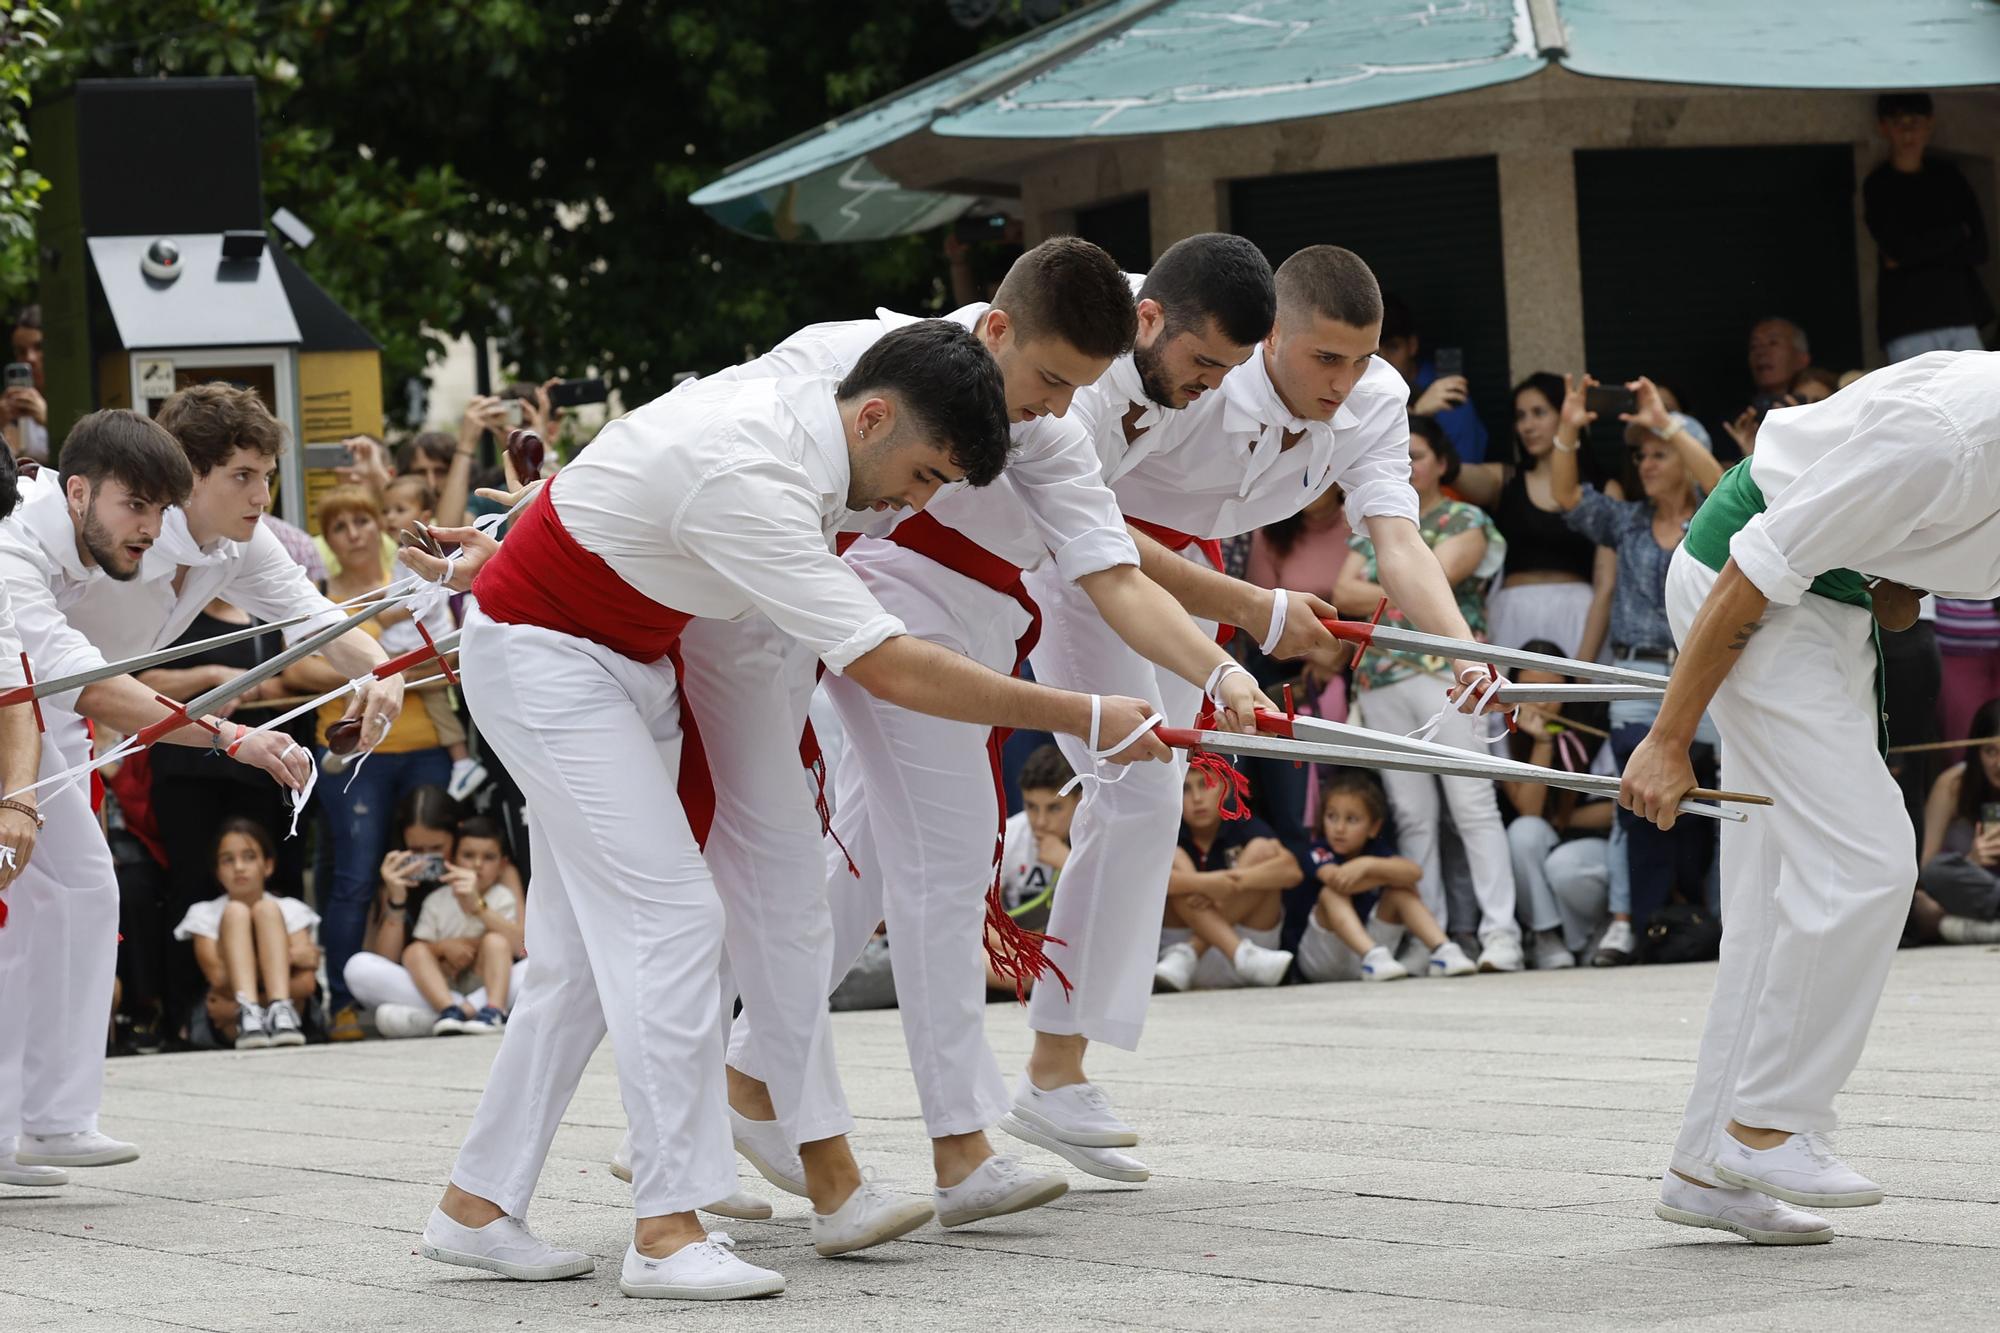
left=1336, top=416, right=1526, bottom=972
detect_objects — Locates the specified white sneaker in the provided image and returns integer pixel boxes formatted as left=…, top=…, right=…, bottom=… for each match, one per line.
left=998, top=1115, right=1152, bottom=1182
left=810, top=1171, right=935, bottom=1256
left=16, top=1131, right=139, bottom=1168
left=1655, top=1173, right=1834, bottom=1244
left=1427, top=940, right=1477, bottom=977
left=235, top=999, right=271, bottom=1050
left=1592, top=919, right=1638, bottom=966
left=447, top=757, right=490, bottom=803
left=608, top=1135, right=773, bottom=1219
left=374, top=1003, right=436, bottom=1039
left=619, top=1235, right=783, bottom=1300
left=731, top=1108, right=808, bottom=1198
left=266, top=998, right=306, bottom=1047
left=1232, top=939, right=1293, bottom=987
left=1153, top=942, right=1198, bottom=992
left=1939, top=914, right=2000, bottom=944
left=1, top=1143, right=67, bottom=1187
left=935, top=1154, right=1068, bottom=1228
left=1476, top=932, right=1524, bottom=973
left=1713, top=1132, right=1884, bottom=1208
left=418, top=1207, right=594, bottom=1280
left=1360, top=945, right=1409, bottom=981
left=1531, top=929, right=1576, bottom=971
left=1008, top=1075, right=1139, bottom=1148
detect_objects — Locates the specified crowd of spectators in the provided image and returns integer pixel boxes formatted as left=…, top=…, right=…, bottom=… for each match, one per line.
left=8, top=91, right=1995, bottom=1053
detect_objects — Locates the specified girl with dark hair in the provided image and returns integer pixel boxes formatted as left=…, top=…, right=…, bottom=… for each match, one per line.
left=173, top=817, right=320, bottom=1049
left=1449, top=372, right=1618, bottom=661
left=1917, top=697, right=2000, bottom=941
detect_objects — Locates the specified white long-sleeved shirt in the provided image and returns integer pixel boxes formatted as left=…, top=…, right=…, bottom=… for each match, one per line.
left=551, top=373, right=904, bottom=673
left=0, top=475, right=113, bottom=711
left=1081, top=345, right=1419, bottom=542
left=695, top=305, right=1138, bottom=581
left=1730, top=351, right=2000, bottom=606
left=61, top=506, right=344, bottom=663
left=0, top=580, right=24, bottom=690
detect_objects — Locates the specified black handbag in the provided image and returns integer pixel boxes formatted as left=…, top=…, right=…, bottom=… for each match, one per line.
left=1643, top=902, right=1723, bottom=964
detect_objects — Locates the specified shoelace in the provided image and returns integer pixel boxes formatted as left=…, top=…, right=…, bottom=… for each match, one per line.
left=1073, top=1084, right=1110, bottom=1112
left=1798, top=1132, right=1840, bottom=1167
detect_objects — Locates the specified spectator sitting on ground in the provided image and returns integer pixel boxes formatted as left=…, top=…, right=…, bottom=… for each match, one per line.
left=1376, top=293, right=1489, bottom=463
left=400, top=816, right=524, bottom=1036
left=1296, top=773, right=1474, bottom=984
left=985, top=745, right=1076, bottom=997
left=173, top=818, right=319, bottom=1050
left=1153, top=768, right=1302, bottom=992
left=343, top=788, right=528, bottom=1036
left=2, top=304, right=49, bottom=461
left=1499, top=654, right=1615, bottom=968
left=1918, top=698, right=2000, bottom=945
left=1864, top=91, right=1993, bottom=363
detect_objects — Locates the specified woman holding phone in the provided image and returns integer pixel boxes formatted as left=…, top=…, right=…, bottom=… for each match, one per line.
left=1918, top=697, right=2000, bottom=943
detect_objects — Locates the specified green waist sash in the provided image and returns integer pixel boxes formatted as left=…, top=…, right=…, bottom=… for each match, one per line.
left=1683, top=461, right=1886, bottom=755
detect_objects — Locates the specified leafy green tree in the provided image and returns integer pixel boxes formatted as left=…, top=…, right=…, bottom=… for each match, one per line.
left=40, top=2, right=1063, bottom=422
left=2, top=4, right=62, bottom=314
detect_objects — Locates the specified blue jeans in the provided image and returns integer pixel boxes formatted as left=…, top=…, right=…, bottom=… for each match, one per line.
left=317, top=746, right=452, bottom=1012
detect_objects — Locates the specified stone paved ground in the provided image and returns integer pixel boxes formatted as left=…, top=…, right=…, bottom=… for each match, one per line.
left=4, top=944, right=1998, bottom=1331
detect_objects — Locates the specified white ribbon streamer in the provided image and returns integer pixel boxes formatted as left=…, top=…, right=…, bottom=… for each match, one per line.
left=1059, top=694, right=1167, bottom=798
left=1259, top=589, right=1290, bottom=656
left=1410, top=672, right=1514, bottom=746
left=286, top=744, right=318, bottom=838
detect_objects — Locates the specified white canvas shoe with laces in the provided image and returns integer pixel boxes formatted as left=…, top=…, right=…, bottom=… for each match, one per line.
left=1714, top=1132, right=1884, bottom=1208
left=810, top=1170, right=934, bottom=1256
left=619, top=1234, right=783, bottom=1300
left=934, top=1154, right=1068, bottom=1228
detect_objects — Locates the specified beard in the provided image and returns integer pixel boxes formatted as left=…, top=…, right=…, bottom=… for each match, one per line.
left=81, top=508, right=145, bottom=581
left=1131, top=336, right=1178, bottom=408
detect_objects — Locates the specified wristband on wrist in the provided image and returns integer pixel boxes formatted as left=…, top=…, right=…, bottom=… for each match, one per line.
left=1652, top=417, right=1680, bottom=441
left=0, top=798, right=43, bottom=828
left=1204, top=659, right=1254, bottom=705
left=1552, top=432, right=1580, bottom=453
left=1259, top=589, right=1290, bottom=655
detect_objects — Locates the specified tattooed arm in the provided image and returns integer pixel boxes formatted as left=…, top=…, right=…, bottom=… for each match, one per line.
left=1619, top=560, right=1769, bottom=829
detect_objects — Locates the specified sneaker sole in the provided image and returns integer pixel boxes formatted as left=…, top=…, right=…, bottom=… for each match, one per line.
left=236, top=1035, right=273, bottom=1050
left=812, top=1200, right=934, bottom=1256
left=1712, top=1165, right=1884, bottom=1208
left=419, top=1243, right=595, bottom=1281
left=609, top=1159, right=633, bottom=1184
left=999, top=1114, right=1151, bottom=1183
left=1361, top=969, right=1410, bottom=982
left=268, top=1032, right=306, bottom=1048
left=16, top=1146, right=139, bottom=1168
left=1152, top=973, right=1192, bottom=993
left=702, top=1196, right=774, bottom=1221
left=619, top=1273, right=785, bottom=1300
left=733, top=1139, right=810, bottom=1199
left=1004, top=1101, right=1139, bottom=1150
left=1429, top=965, right=1477, bottom=978
left=938, top=1174, right=1069, bottom=1228
left=0, top=1169, right=68, bottom=1187
left=1654, top=1202, right=1834, bottom=1245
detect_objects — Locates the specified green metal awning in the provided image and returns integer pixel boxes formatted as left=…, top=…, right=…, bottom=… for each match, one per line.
left=691, top=0, right=2000, bottom=242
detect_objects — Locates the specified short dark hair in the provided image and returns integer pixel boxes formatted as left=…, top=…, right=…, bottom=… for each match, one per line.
left=1877, top=91, right=1933, bottom=120
left=1274, top=246, right=1384, bottom=330
left=1017, top=743, right=1075, bottom=795
left=1408, top=411, right=1458, bottom=482
left=154, top=382, right=286, bottom=476
left=57, top=409, right=194, bottom=507
left=839, top=320, right=1011, bottom=487
left=1321, top=771, right=1387, bottom=827
left=213, top=815, right=277, bottom=864
left=393, top=785, right=460, bottom=848
left=385, top=473, right=438, bottom=511
left=0, top=452, right=19, bottom=524
left=456, top=814, right=505, bottom=847
left=1138, top=233, right=1275, bottom=348
left=1380, top=292, right=1417, bottom=345
left=991, top=237, right=1136, bottom=362
left=397, top=432, right=455, bottom=475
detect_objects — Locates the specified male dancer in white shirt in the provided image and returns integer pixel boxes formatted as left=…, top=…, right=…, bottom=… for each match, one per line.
left=0, top=411, right=314, bottom=1182
left=1624, top=350, right=2000, bottom=1245
left=404, top=322, right=1170, bottom=1301
left=1009, top=245, right=1511, bottom=1181
left=712, top=238, right=1315, bottom=1227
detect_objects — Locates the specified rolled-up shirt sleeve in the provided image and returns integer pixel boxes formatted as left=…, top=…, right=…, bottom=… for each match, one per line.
left=672, top=457, right=905, bottom=673
left=1012, top=419, right=1139, bottom=582
left=0, top=550, right=107, bottom=712
left=1729, top=393, right=1963, bottom=606
left=1336, top=398, right=1420, bottom=537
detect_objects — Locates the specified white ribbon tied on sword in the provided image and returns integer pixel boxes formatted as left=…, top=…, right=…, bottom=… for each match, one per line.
left=1059, top=694, right=1166, bottom=798
left=1410, top=671, right=1514, bottom=747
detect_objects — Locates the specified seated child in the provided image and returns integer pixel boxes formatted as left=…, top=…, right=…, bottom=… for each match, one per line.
left=402, top=816, right=524, bottom=1036
left=1155, top=766, right=1302, bottom=991
left=174, top=818, right=320, bottom=1049
left=1296, top=773, right=1476, bottom=982
left=985, top=744, right=1076, bottom=997
left=378, top=474, right=483, bottom=799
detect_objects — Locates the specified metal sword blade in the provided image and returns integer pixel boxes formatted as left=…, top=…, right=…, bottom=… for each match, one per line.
left=1324, top=620, right=1668, bottom=687
left=179, top=596, right=398, bottom=722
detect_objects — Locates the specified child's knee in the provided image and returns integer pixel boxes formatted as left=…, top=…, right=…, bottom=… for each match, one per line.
left=219, top=899, right=251, bottom=925
left=402, top=939, right=433, bottom=965
left=479, top=931, right=509, bottom=960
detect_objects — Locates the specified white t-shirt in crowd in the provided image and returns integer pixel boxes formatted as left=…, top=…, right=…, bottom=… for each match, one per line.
left=174, top=892, right=320, bottom=942
left=998, top=811, right=1061, bottom=913
left=413, top=882, right=518, bottom=942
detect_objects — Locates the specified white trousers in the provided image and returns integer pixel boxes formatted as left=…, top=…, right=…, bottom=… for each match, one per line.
left=344, top=951, right=528, bottom=1014
left=0, top=713, right=117, bottom=1140
left=1664, top=550, right=1913, bottom=1182
left=1021, top=553, right=1202, bottom=1050
left=1352, top=673, right=1521, bottom=942
left=729, top=542, right=1027, bottom=1138
left=446, top=611, right=849, bottom=1220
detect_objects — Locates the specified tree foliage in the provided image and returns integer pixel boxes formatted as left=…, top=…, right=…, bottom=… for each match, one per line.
left=2, top=4, right=61, bottom=314
left=40, top=1, right=1067, bottom=423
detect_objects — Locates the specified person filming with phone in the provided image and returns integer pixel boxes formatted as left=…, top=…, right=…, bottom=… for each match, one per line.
left=2, top=305, right=49, bottom=462
left=1376, top=294, right=1490, bottom=463
left=1918, top=697, right=2000, bottom=945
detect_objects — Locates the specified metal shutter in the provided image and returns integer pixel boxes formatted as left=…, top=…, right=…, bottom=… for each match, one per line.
left=1230, top=156, right=1510, bottom=444
left=1074, top=193, right=1154, bottom=272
